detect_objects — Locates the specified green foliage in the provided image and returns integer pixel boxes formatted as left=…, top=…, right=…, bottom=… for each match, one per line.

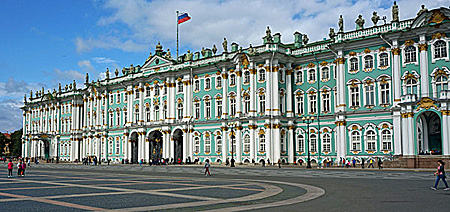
left=10, top=129, right=22, bottom=156
left=0, top=133, right=6, bottom=156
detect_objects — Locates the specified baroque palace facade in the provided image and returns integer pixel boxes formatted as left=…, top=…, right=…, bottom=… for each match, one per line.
left=21, top=5, right=450, bottom=165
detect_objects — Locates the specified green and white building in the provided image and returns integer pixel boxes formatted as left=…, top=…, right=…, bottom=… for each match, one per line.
left=21, top=5, right=450, bottom=165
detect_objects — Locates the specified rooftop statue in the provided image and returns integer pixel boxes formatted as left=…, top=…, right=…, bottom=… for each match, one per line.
left=106, top=68, right=110, bottom=79
left=222, top=38, right=228, bottom=52
left=73, top=80, right=76, bottom=89
left=24, top=94, right=27, bottom=103
left=371, top=11, right=380, bottom=26
left=59, top=83, right=62, bottom=93
left=265, top=26, right=273, bottom=42
left=85, top=73, right=89, bottom=84
left=302, top=34, right=309, bottom=45
left=417, top=4, right=428, bottom=16
left=69, top=84, right=72, bottom=90
left=201, top=47, right=206, bottom=57
left=392, top=1, right=399, bottom=22
left=145, top=52, right=152, bottom=63
left=212, top=44, right=217, bottom=55
left=165, top=49, right=172, bottom=59
left=356, top=15, right=365, bottom=30
left=65, top=84, right=68, bottom=91
left=53, top=89, right=56, bottom=94
left=338, top=15, right=344, bottom=32
left=329, top=28, right=336, bottom=39
left=185, top=50, right=193, bottom=61
left=248, top=44, right=255, bottom=55
left=30, top=90, right=33, bottom=99
left=115, top=69, right=119, bottom=77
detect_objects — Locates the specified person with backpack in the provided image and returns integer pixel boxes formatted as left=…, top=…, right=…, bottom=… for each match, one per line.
left=7, top=159, right=13, bottom=178
left=204, top=159, right=211, bottom=176
left=21, top=160, right=27, bottom=177
left=431, top=160, right=450, bottom=190
left=17, top=161, right=22, bottom=177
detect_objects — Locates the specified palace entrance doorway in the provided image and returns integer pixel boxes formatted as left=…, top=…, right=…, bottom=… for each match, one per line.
left=148, top=130, right=163, bottom=163
left=130, top=132, right=139, bottom=163
left=417, top=111, right=442, bottom=155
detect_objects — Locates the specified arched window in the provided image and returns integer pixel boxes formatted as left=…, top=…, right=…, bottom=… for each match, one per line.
left=379, top=53, right=389, bottom=67
left=259, top=93, right=265, bottom=114
left=405, top=46, right=417, bottom=63
left=134, top=90, right=139, bottom=99
left=381, top=130, right=392, bottom=150
left=350, top=86, right=360, bottom=107
left=230, top=98, right=236, bottom=116
left=194, top=102, right=200, bottom=119
left=194, top=80, right=200, bottom=91
left=259, top=69, right=265, bottom=81
left=230, top=74, right=236, bottom=86
left=205, top=78, right=211, bottom=90
left=406, top=78, right=418, bottom=94
left=350, top=58, right=358, bottom=71
left=244, top=95, right=250, bottom=114
left=124, top=92, right=128, bottom=102
left=216, top=136, right=222, bottom=152
left=364, top=55, right=374, bottom=69
left=280, top=132, right=286, bottom=151
left=434, top=40, right=447, bottom=59
left=244, top=71, right=250, bottom=83
left=109, top=112, right=113, bottom=127
left=436, top=76, right=449, bottom=94
left=177, top=103, right=183, bottom=120
left=155, top=85, right=160, bottom=96
left=296, top=71, right=302, bottom=83
left=116, top=111, right=120, bottom=126
left=321, top=67, right=329, bottom=81
left=117, top=93, right=121, bottom=103
left=134, top=108, right=139, bottom=123
left=322, top=92, right=330, bottom=113
left=177, top=81, right=183, bottom=93
left=259, top=134, right=266, bottom=152
left=365, top=83, right=375, bottom=106
left=279, top=69, right=284, bottom=82
left=366, top=130, right=376, bottom=151
left=351, top=131, right=361, bottom=151
left=205, top=101, right=211, bottom=119
left=115, top=138, right=120, bottom=155
left=93, top=140, right=97, bottom=155
left=146, top=87, right=151, bottom=97
left=205, top=136, right=211, bottom=153
left=310, top=134, right=317, bottom=152
left=297, top=134, right=304, bottom=152
left=308, top=69, right=316, bottom=82
left=216, top=76, right=222, bottom=88
left=296, top=95, right=304, bottom=115
left=108, top=140, right=113, bottom=155
left=154, top=105, right=160, bottom=121
left=309, top=93, right=317, bottom=114
left=244, top=134, right=250, bottom=152
left=323, top=133, right=331, bottom=152
left=146, top=107, right=150, bottom=122
left=194, top=137, right=200, bottom=153
left=123, top=109, right=127, bottom=125
left=380, top=82, right=390, bottom=105
left=216, top=99, right=222, bottom=117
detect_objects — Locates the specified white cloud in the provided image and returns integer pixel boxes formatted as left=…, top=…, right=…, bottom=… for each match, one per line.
left=78, top=60, right=96, bottom=73
left=53, top=69, right=85, bottom=81
left=92, top=57, right=118, bottom=64
left=75, top=0, right=445, bottom=55
left=0, top=98, right=23, bottom=132
left=0, top=77, right=43, bottom=99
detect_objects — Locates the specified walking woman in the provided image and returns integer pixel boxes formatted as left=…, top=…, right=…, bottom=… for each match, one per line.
left=431, top=160, right=450, bottom=190
left=7, top=159, right=13, bottom=178
left=204, top=159, right=211, bottom=176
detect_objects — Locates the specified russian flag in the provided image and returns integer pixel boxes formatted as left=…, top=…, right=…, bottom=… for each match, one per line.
left=178, top=12, right=191, bottom=24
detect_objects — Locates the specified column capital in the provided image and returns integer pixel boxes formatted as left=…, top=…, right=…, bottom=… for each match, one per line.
left=391, top=48, right=401, bottom=55
left=418, top=43, right=428, bottom=51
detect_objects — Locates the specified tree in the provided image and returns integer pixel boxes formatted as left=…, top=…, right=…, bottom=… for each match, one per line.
left=10, top=129, right=22, bottom=156
left=0, top=133, right=6, bottom=156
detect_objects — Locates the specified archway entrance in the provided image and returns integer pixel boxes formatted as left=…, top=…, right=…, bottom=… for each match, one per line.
left=148, top=130, right=163, bottom=163
left=37, top=140, right=50, bottom=159
left=130, top=132, right=139, bottom=163
left=173, top=129, right=183, bottom=163
left=417, top=111, right=442, bottom=155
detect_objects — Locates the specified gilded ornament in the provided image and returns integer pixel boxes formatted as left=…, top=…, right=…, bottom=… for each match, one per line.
left=307, top=62, right=315, bottom=68
left=364, top=48, right=371, bottom=54
left=404, top=40, right=415, bottom=46
left=416, top=97, right=438, bottom=110
left=320, top=61, right=329, bottom=66
left=379, top=46, right=387, bottom=52
left=428, top=10, right=448, bottom=24
left=431, top=32, right=447, bottom=40
left=418, top=43, right=428, bottom=51
left=349, top=52, right=357, bottom=57
left=391, top=48, right=401, bottom=55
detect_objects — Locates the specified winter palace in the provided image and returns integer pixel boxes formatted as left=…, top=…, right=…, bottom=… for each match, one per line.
left=21, top=4, right=450, bottom=166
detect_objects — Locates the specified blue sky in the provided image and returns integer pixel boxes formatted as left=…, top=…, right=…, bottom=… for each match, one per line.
left=0, top=0, right=444, bottom=132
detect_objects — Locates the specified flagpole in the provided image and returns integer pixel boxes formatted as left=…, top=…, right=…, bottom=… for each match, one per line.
left=176, top=10, right=179, bottom=62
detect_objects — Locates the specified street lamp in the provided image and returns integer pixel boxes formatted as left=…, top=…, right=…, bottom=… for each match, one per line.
left=229, top=123, right=236, bottom=167
left=302, top=116, right=314, bottom=169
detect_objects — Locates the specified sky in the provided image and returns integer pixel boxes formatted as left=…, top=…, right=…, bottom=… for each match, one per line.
left=0, top=0, right=447, bottom=132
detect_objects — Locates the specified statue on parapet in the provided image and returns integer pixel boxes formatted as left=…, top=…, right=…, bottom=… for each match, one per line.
left=222, top=38, right=228, bottom=53
left=115, top=69, right=119, bottom=77
left=417, top=4, right=428, bottom=16
left=185, top=50, right=193, bottom=61
left=85, top=73, right=89, bottom=84
left=58, top=83, right=62, bottom=93
left=248, top=44, right=255, bottom=55
left=355, top=15, right=365, bottom=30
left=30, top=90, right=33, bottom=99
left=265, top=26, right=273, bottom=42
left=165, top=49, right=172, bottom=60
left=338, top=15, right=344, bottom=32
left=73, top=80, right=76, bottom=90
left=392, top=1, right=399, bottom=22
left=212, top=44, right=217, bottom=55
left=371, top=11, right=380, bottom=26
left=302, top=34, right=309, bottom=45
left=329, top=28, right=336, bottom=39
left=106, top=68, right=110, bottom=79
left=24, top=94, right=27, bottom=103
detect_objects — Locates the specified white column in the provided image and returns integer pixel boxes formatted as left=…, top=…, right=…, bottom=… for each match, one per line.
left=127, top=89, right=133, bottom=125
left=286, top=65, right=294, bottom=118
left=169, top=133, right=174, bottom=160
left=188, top=129, right=193, bottom=160
left=222, top=69, right=228, bottom=119
left=265, top=121, right=272, bottom=163
left=222, top=125, right=228, bottom=162
left=288, top=124, right=294, bottom=163
left=182, top=129, right=188, bottom=162
left=83, top=98, right=87, bottom=129
left=183, top=79, right=189, bottom=121
left=447, top=112, right=450, bottom=156
left=272, top=63, right=280, bottom=116
left=337, top=57, right=346, bottom=112
left=249, top=122, right=256, bottom=162
left=144, top=133, right=149, bottom=163
left=407, top=114, right=415, bottom=155
left=392, top=48, right=402, bottom=105
left=442, top=113, right=449, bottom=155
left=236, top=68, right=242, bottom=117
left=273, top=122, right=281, bottom=163
left=401, top=113, right=409, bottom=155
left=139, top=84, right=144, bottom=125
left=392, top=111, right=402, bottom=155
left=336, top=122, right=347, bottom=160
left=168, top=77, right=176, bottom=123
left=235, top=125, right=242, bottom=163
left=419, top=43, right=429, bottom=97
left=265, top=61, right=271, bottom=116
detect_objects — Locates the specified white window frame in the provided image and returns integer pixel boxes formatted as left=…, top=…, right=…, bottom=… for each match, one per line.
left=431, top=39, right=449, bottom=63
left=378, top=52, right=390, bottom=69
left=402, top=45, right=419, bottom=66
left=365, top=129, right=377, bottom=152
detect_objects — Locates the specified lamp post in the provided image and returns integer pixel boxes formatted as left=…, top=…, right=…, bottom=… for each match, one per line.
left=302, top=116, right=314, bottom=169
left=229, top=123, right=236, bottom=167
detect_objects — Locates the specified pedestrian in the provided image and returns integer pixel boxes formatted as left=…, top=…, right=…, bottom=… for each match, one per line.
left=299, top=159, right=303, bottom=166
left=341, top=158, right=346, bottom=168
left=378, top=158, right=383, bottom=169
left=225, top=158, right=230, bottom=166
left=204, top=159, right=211, bottom=176
left=139, top=159, right=143, bottom=166
left=7, top=159, right=13, bottom=178
left=27, top=159, right=31, bottom=167
left=352, top=159, right=356, bottom=168
left=431, top=160, right=450, bottom=190
left=361, top=158, right=365, bottom=169
left=267, top=158, right=270, bottom=166
left=17, top=161, right=22, bottom=177
left=368, top=158, right=374, bottom=168
left=21, top=160, right=26, bottom=177
left=262, top=159, right=265, bottom=167
left=278, top=158, right=281, bottom=169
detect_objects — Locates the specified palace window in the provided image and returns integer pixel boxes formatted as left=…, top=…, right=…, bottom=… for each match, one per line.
left=436, top=76, right=449, bottom=94
left=322, top=93, right=330, bottom=113
left=194, top=137, right=200, bottom=153
left=115, top=138, right=120, bottom=155
left=406, top=78, right=418, bottom=94
left=365, top=84, right=375, bottom=106
left=321, top=67, right=330, bottom=81
left=109, top=112, right=113, bottom=127
left=216, top=136, right=222, bottom=152
left=155, top=85, right=160, bottom=96
left=124, top=92, right=128, bottom=102
left=244, top=95, right=250, bottom=115
left=434, top=40, right=447, bottom=59
left=135, top=108, right=139, bottom=123
left=280, top=132, right=285, bottom=152
left=123, top=110, right=127, bottom=125
left=205, top=101, right=211, bottom=119
left=279, top=92, right=285, bottom=114
left=177, top=81, right=183, bottom=93
left=259, top=134, right=265, bottom=152
left=380, top=82, right=390, bottom=105
left=296, top=71, right=303, bottom=83
left=116, top=111, right=120, bottom=126
left=216, top=76, right=222, bottom=88
left=244, top=134, right=250, bottom=152
left=308, top=69, right=316, bottom=82
left=405, top=46, right=417, bottom=63
left=350, top=58, right=358, bottom=71
left=350, top=86, right=360, bottom=108
left=259, top=93, right=265, bottom=114
left=163, top=105, right=167, bottom=119
left=259, top=69, right=265, bottom=81
left=230, top=74, right=236, bottom=86
left=194, top=102, right=200, bottom=119
left=366, top=130, right=376, bottom=151
left=135, top=90, right=139, bottom=99
left=205, top=78, right=211, bottom=90
left=109, top=140, right=113, bottom=155
left=230, top=98, right=236, bottom=116
left=297, top=134, right=304, bottom=152
left=381, top=130, right=392, bottom=150
left=323, top=133, right=331, bottom=152
left=205, top=136, right=211, bottom=153
left=379, top=53, right=389, bottom=67
left=310, top=134, right=317, bottom=152
left=244, top=71, right=250, bottom=83
left=146, top=107, right=150, bottom=122
left=351, top=131, right=361, bottom=151
left=309, top=93, right=317, bottom=114
left=163, top=85, right=167, bottom=94
left=194, top=80, right=200, bottom=91
left=216, top=100, right=222, bottom=117
left=364, top=55, right=374, bottom=69
left=154, top=105, right=160, bottom=121
left=110, top=95, right=114, bottom=104
left=146, top=87, right=151, bottom=97
left=230, top=135, right=236, bottom=154
left=279, top=69, right=284, bottom=82
left=296, top=95, right=304, bottom=115
left=177, top=103, right=183, bottom=120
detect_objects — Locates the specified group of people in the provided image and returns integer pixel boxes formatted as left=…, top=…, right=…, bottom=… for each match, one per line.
left=338, top=157, right=383, bottom=169
left=7, top=159, right=27, bottom=178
